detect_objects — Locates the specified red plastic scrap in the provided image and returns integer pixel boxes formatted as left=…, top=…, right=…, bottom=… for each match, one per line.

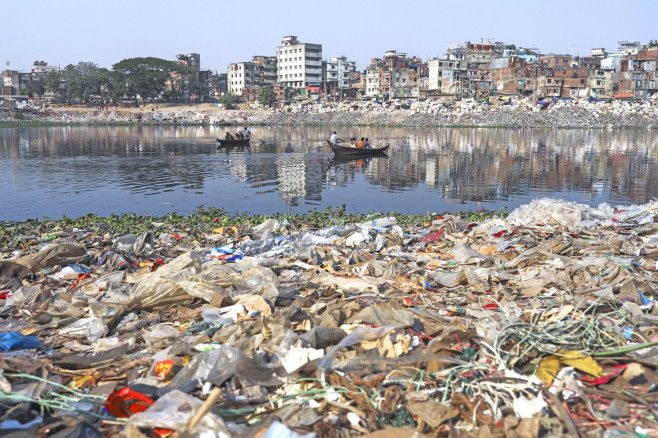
left=105, top=387, right=154, bottom=418
left=170, top=232, right=182, bottom=240
left=420, top=229, right=445, bottom=243
left=580, top=364, right=628, bottom=385
left=69, top=273, right=92, bottom=290
left=0, top=291, right=11, bottom=299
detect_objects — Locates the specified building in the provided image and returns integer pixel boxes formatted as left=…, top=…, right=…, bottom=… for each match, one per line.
left=176, top=53, right=201, bottom=72
left=365, top=51, right=416, bottom=99
left=29, top=61, right=58, bottom=79
left=619, top=46, right=658, bottom=100
left=251, top=56, right=277, bottom=87
left=227, top=62, right=262, bottom=96
left=276, top=35, right=323, bottom=90
left=2, top=70, right=32, bottom=95
left=325, top=56, right=356, bottom=88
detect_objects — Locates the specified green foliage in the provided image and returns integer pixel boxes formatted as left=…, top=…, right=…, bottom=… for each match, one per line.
left=113, top=57, right=193, bottom=104
left=218, top=92, right=240, bottom=105
left=258, top=86, right=276, bottom=107
left=26, top=78, right=46, bottom=98
left=18, top=88, right=29, bottom=96
left=0, top=206, right=509, bottom=249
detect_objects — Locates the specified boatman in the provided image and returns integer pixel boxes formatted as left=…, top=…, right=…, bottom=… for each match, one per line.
left=329, top=131, right=344, bottom=146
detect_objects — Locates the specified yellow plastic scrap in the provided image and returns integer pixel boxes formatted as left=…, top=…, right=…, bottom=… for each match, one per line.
left=558, top=350, right=603, bottom=377
left=535, top=350, right=602, bottom=385
left=535, top=356, right=560, bottom=385
left=213, top=226, right=239, bottom=235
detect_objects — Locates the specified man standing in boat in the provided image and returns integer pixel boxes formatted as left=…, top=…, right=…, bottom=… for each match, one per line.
left=329, top=131, right=344, bottom=146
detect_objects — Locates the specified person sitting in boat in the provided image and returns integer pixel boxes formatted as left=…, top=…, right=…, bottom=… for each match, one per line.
left=364, top=138, right=370, bottom=149
left=358, top=138, right=365, bottom=148
left=236, top=132, right=244, bottom=140
left=348, top=137, right=357, bottom=147
left=329, top=131, right=344, bottom=146
left=242, top=127, right=251, bottom=139
left=225, top=132, right=235, bottom=140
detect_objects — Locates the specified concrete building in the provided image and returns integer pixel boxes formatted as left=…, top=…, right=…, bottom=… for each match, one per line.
left=619, top=46, right=658, bottom=100
left=227, top=62, right=261, bottom=96
left=251, top=56, right=277, bottom=87
left=325, top=56, right=356, bottom=89
left=276, top=35, right=322, bottom=89
left=365, top=51, right=415, bottom=99
left=29, top=61, right=58, bottom=79
left=176, top=53, right=200, bottom=72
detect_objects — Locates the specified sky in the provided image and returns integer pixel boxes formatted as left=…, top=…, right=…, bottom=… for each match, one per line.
left=2, top=0, right=656, bottom=73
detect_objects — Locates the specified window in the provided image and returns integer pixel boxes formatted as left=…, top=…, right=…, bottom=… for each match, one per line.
left=547, top=78, right=552, bottom=83
left=596, top=80, right=601, bottom=85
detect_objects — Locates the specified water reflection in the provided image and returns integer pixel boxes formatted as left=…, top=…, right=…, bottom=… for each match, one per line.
left=0, top=125, right=656, bottom=220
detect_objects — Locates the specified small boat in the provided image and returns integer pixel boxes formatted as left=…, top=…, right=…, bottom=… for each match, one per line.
left=216, top=138, right=250, bottom=147
left=326, top=141, right=389, bottom=156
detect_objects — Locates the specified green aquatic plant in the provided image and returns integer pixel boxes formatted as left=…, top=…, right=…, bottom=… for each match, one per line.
left=0, top=206, right=509, bottom=249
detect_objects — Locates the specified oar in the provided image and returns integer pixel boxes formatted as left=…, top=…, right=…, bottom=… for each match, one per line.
left=309, top=141, right=332, bottom=152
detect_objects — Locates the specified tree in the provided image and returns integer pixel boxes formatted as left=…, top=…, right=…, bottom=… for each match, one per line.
left=44, top=71, right=64, bottom=101
left=26, top=78, right=46, bottom=98
left=218, top=92, right=240, bottom=105
left=258, top=86, right=276, bottom=107
left=18, top=88, right=29, bottom=96
left=113, top=57, right=193, bottom=104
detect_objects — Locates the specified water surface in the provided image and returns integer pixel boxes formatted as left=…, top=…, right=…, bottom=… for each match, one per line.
left=1, top=125, right=656, bottom=221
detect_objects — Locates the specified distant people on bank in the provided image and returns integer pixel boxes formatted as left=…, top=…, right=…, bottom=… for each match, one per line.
left=329, top=131, right=344, bottom=146
left=225, top=132, right=235, bottom=140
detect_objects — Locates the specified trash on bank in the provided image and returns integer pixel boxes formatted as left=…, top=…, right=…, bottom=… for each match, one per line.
left=2, top=198, right=658, bottom=436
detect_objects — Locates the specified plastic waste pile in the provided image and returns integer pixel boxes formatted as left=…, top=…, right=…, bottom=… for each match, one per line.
left=2, top=198, right=658, bottom=437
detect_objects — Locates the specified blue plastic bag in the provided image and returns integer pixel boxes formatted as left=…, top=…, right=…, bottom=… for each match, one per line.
left=0, top=332, right=41, bottom=352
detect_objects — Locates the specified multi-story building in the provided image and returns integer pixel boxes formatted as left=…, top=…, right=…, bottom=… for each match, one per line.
left=2, top=70, right=32, bottom=95
left=251, top=56, right=277, bottom=87
left=227, top=62, right=262, bottom=96
left=29, top=61, right=58, bottom=79
left=325, top=56, right=356, bottom=88
left=276, top=35, right=322, bottom=90
left=365, top=51, right=416, bottom=99
left=619, top=46, right=658, bottom=100
left=428, top=58, right=461, bottom=95
left=176, top=53, right=200, bottom=72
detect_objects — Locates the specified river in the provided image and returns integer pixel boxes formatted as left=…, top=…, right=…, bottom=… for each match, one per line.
left=1, top=125, right=656, bottom=221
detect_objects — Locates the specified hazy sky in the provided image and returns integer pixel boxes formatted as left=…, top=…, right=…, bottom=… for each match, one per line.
left=2, top=0, right=656, bottom=73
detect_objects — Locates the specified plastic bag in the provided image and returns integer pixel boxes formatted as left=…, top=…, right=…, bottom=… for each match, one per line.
left=126, top=389, right=228, bottom=437
left=0, top=332, right=41, bottom=352
left=58, top=317, right=108, bottom=342
left=165, top=346, right=283, bottom=394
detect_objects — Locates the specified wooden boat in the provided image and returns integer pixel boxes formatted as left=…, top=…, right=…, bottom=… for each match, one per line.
left=217, top=138, right=250, bottom=147
left=326, top=141, right=389, bottom=156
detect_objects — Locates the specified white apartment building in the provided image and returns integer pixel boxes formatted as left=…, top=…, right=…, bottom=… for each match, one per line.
left=276, top=35, right=322, bottom=89
left=325, top=56, right=356, bottom=88
left=227, top=62, right=261, bottom=95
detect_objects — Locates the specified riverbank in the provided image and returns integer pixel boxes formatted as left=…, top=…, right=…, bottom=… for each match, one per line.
left=1, top=97, right=657, bottom=128
left=2, top=198, right=658, bottom=436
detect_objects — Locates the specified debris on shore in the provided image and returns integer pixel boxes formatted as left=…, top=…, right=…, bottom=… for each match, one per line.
left=2, top=199, right=658, bottom=436
left=2, top=97, right=657, bottom=128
